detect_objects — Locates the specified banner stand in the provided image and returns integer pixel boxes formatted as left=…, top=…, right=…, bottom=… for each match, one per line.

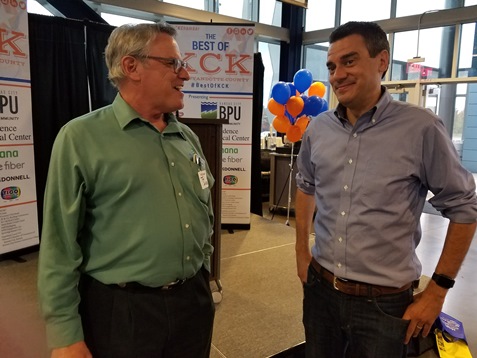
left=0, top=2, right=40, bottom=256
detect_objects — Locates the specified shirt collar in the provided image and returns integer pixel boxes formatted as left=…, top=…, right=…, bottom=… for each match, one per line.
left=333, top=86, right=391, bottom=126
left=111, top=93, right=186, bottom=139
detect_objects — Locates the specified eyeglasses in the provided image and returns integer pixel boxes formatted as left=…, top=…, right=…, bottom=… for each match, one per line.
left=141, top=56, right=188, bottom=73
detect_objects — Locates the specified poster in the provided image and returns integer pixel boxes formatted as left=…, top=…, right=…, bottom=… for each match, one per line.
left=0, top=1, right=39, bottom=254
left=173, top=23, right=255, bottom=226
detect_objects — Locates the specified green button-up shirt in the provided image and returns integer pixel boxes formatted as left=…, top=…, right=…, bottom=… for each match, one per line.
left=38, top=94, right=214, bottom=348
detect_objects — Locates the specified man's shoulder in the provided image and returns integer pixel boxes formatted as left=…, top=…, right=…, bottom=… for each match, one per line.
left=64, top=104, right=115, bottom=130
left=386, top=98, right=440, bottom=123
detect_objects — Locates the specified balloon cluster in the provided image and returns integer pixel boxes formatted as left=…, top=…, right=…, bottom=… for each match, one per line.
left=268, top=69, right=328, bottom=143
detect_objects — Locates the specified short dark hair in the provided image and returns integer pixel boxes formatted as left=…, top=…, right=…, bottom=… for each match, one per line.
left=329, top=21, right=390, bottom=58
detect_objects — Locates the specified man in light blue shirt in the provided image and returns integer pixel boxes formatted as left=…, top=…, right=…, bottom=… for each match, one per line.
left=295, top=21, right=477, bottom=358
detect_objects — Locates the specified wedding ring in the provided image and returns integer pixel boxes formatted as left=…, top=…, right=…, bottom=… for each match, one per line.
left=416, top=325, right=423, bottom=329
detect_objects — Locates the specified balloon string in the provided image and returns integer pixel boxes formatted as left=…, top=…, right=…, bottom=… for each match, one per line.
left=286, top=142, right=295, bottom=226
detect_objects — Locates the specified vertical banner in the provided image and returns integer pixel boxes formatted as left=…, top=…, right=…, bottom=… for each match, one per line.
left=173, top=23, right=254, bottom=226
left=0, top=1, right=39, bottom=254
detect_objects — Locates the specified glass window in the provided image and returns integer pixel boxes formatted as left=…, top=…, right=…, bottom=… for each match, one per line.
left=162, top=0, right=206, bottom=11
left=303, top=43, right=329, bottom=82
left=466, top=0, right=477, bottom=5
left=259, top=0, right=282, bottom=26
left=454, top=84, right=468, bottom=145
left=391, top=27, right=455, bottom=80
left=396, top=0, right=446, bottom=17
left=259, top=41, right=281, bottom=132
left=458, top=23, right=477, bottom=78
left=218, top=0, right=252, bottom=21
left=305, top=0, right=335, bottom=31
left=303, top=43, right=331, bottom=103
left=101, top=13, right=154, bottom=27
left=27, top=0, right=53, bottom=15
left=341, top=0, right=390, bottom=24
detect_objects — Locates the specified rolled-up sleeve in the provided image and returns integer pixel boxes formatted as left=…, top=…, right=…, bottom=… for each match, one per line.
left=296, top=127, right=316, bottom=196
left=423, top=118, right=477, bottom=223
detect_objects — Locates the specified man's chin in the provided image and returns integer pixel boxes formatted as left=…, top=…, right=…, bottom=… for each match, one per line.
left=336, top=94, right=351, bottom=106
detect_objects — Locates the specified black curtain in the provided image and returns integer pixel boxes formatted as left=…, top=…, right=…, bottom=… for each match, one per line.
left=250, top=53, right=265, bottom=216
left=29, top=14, right=117, bottom=234
left=85, top=21, right=116, bottom=109
left=29, top=14, right=90, bottom=229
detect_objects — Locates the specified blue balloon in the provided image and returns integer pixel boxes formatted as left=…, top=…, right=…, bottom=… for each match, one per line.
left=321, top=100, right=329, bottom=112
left=271, top=82, right=291, bottom=105
left=287, top=82, right=297, bottom=96
left=293, top=69, right=313, bottom=93
left=285, top=110, right=295, bottom=124
left=298, top=95, right=308, bottom=117
left=304, top=96, right=324, bottom=116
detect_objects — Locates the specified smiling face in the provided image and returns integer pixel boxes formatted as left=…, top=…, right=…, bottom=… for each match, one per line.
left=326, top=34, right=388, bottom=120
left=136, top=32, right=190, bottom=114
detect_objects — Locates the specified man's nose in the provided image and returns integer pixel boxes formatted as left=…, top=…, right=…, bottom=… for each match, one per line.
left=179, top=66, right=190, bottom=80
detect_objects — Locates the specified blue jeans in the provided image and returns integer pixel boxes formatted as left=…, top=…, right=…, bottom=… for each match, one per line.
left=303, top=264, right=413, bottom=358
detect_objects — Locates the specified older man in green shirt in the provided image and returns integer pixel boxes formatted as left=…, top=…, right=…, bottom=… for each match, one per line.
left=38, top=22, right=215, bottom=358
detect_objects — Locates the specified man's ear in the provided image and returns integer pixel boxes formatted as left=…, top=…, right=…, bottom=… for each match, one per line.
left=122, top=56, right=141, bottom=81
left=378, top=49, right=390, bottom=76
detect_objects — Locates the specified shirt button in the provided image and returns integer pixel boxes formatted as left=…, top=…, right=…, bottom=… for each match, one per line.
left=185, top=224, right=190, bottom=228
left=178, top=192, right=182, bottom=196
left=341, top=211, right=346, bottom=216
left=171, top=162, right=175, bottom=167
left=348, top=159, right=353, bottom=164
left=343, top=185, right=348, bottom=190
left=186, top=256, right=191, bottom=261
left=338, top=237, right=343, bottom=243
left=353, top=133, right=357, bottom=138
left=337, top=263, right=342, bottom=268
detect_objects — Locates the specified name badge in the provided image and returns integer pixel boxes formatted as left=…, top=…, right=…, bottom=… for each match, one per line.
left=198, top=170, right=209, bottom=189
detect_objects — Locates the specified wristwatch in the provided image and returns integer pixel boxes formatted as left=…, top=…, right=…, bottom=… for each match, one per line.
left=431, top=272, right=455, bottom=289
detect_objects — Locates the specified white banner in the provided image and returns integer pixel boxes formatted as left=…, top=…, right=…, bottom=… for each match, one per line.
left=173, top=23, right=255, bottom=226
left=0, top=1, right=39, bottom=254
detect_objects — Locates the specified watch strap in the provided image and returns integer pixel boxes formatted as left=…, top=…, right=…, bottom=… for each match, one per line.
left=432, top=272, right=455, bottom=289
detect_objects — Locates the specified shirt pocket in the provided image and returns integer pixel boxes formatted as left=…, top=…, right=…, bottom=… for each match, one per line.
left=188, top=160, right=211, bottom=206
left=360, top=155, right=413, bottom=208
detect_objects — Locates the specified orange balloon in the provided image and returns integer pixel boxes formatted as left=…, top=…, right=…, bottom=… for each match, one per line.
left=267, top=98, right=285, bottom=116
left=272, top=115, right=291, bottom=133
left=295, top=115, right=310, bottom=133
left=286, top=124, right=303, bottom=143
left=308, top=82, right=326, bottom=98
left=286, top=96, right=304, bottom=117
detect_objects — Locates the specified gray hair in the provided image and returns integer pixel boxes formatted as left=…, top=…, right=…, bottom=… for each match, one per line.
left=105, top=22, right=177, bottom=88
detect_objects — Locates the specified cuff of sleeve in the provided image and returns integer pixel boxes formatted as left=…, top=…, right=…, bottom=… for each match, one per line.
left=46, top=316, right=84, bottom=349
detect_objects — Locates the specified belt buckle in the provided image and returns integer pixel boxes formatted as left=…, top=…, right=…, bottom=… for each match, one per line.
left=161, top=279, right=185, bottom=290
left=333, top=276, right=348, bottom=291
left=333, top=276, right=339, bottom=291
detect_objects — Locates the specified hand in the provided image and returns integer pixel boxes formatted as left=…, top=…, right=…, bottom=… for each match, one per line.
left=296, top=249, right=312, bottom=284
left=51, top=341, right=92, bottom=358
left=402, top=282, right=446, bottom=344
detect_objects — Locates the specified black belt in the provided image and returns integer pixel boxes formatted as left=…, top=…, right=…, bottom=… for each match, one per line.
left=81, top=274, right=187, bottom=292
left=310, top=258, right=417, bottom=297
left=116, top=279, right=187, bottom=291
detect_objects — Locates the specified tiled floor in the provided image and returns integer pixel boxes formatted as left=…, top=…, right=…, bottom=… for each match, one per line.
left=0, top=205, right=476, bottom=357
